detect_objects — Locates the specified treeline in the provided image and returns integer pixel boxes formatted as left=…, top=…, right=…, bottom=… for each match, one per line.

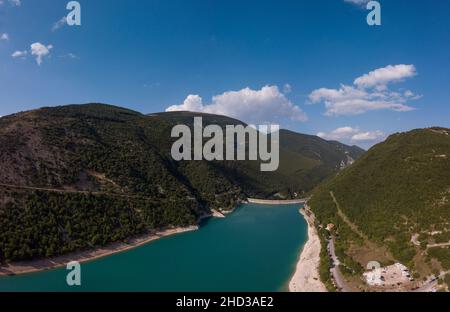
left=317, top=228, right=336, bottom=291
left=0, top=191, right=197, bottom=263
left=428, top=247, right=450, bottom=271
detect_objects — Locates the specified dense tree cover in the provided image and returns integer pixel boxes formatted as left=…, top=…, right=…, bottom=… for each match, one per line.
left=317, top=228, right=336, bottom=291
left=444, top=273, right=450, bottom=289
left=0, top=104, right=363, bottom=263
left=429, top=231, right=450, bottom=244
left=310, top=128, right=450, bottom=275
left=38, top=105, right=363, bottom=201
left=0, top=190, right=197, bottom=262
left=428, top=248, right=450, bottom=270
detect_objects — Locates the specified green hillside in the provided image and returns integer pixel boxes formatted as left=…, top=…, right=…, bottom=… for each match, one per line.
left=0, top=103, right=363, bottom=263
left=310, top=127, right=450, bottom=281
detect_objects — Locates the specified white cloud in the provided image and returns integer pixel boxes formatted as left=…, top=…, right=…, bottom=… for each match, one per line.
left=354, top=65, right=417, bottom=89
left=0, top=33, right=9, bottom=40
left=11, top=50, right=27, bottom=58
left=52, top=16, right=67, bottom=32
left=30, top=42, right=53, bottom=65
left=166, top=85, right=308, bottom=125
left=309, top=64, right=420, bottom=116
left=351, top=130, right=385, bottom=142
left=169, top=94, right=204, bottom=112
left=317, top=126, right=385, bottom=143
left=317, top=127, right=359, bottom=141
left=2, top=0, right=21, bottom=6
left=283, top=83, right=292, bottom=94
left=59, top=52, right=78, bottom=59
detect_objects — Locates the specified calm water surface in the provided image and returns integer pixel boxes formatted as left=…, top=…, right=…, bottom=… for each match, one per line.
left=0, top=203, right=307, bottom=292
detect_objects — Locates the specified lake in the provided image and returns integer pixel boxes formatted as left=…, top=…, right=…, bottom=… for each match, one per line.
left=0, top=203, right=307, bottom=292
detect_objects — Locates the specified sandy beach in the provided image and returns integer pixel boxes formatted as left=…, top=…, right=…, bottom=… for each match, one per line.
left=289, top=206, right=327, bottom=292
left=0, top=226, right=198, bottom=277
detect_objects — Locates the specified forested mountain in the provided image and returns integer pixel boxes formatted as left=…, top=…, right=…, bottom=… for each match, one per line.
left=0, top=104, right=363, bottom=263
left=310, top=127, right=450, bottom=281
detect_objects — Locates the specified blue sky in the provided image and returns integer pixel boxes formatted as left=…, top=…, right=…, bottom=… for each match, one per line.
left=1, top=0, right=449, bottom=148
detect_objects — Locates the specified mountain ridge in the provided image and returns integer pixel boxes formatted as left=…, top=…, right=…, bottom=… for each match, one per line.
left=309, top=126, right=450, bottom=289
left=0, top=103, right=364, bottom=263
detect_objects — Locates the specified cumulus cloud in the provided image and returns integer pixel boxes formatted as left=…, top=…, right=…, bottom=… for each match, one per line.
left=52, top=16, right=67, bottom=32
left=0, top=33, right=9, bottom=40
left=317, top=126, right=385, bottom=143
left=30, top=42, right=53, bottom=65
left=11, top=42, right=54, bottom=65
left=166, top=85, right=307, bottom=125
left=170, top=94, right=204, bottom=112
left=309, top=64, right=420, bottom=116
left=317, top=127, right=359, bottom=141
left=351, top=130, right=385, bottom=142
left=11, top=50, right=27, bottom=58
left=354, top=65, right=417, bottom=89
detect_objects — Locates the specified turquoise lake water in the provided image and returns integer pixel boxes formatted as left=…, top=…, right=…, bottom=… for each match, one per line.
left=0, top=203, right=307, bottom=292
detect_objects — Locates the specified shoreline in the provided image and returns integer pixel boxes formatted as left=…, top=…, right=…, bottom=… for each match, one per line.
left=1, top=203, right=241, bottom=278
left=0, top=226, right=199, bottom=277
left=0, top=205, right=237, bottom=277
left=289, top=205, right=327, bottom=292
left=0, top=204, right=236, bottom=277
